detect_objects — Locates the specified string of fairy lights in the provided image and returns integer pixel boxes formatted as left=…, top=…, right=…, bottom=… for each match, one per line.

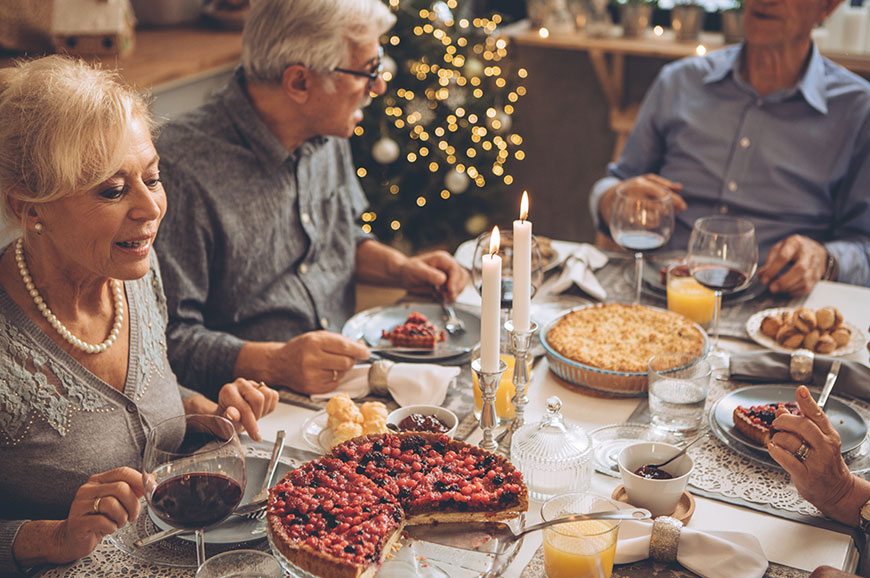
left=350, top=0, right=528, bottom=248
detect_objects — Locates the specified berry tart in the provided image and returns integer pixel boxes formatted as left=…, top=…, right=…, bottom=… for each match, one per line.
left=268, top=432, right=528, bottom=578
left=381, top=311, right=446, bottom=349
left=733, top=402, right=802, bottom=446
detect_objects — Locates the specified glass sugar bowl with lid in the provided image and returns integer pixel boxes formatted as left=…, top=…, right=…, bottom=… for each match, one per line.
left=510, top=396, right=592, bottom=501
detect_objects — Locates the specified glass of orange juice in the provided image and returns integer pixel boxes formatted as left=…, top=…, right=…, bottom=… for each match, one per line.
left=666, top=263, right=718, bottom=328
left=541, top=493, right=622, bottom=578
left=471, top=348, right=532, bottom=421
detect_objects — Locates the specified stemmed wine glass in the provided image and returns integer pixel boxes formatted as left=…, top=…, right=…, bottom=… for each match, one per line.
left=686, top=216, right=758, bottom=370
left=143, top=414, right=246, bottom=568
left=609, top=182, right=675, bottom=303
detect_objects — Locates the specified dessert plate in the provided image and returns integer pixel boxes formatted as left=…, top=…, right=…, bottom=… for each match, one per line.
left=342, top=302, right=479, bottom=363
left=745, top=307, right=865, bottom=356
left=711, top=385, right=867, bottom=455
left=301, top=409, right=332, bottom=454
left=454, top=236, right=568, bottom=273
left=588, top=423, right=681, bottom=478
left=147, top=455, right=294, bottom=545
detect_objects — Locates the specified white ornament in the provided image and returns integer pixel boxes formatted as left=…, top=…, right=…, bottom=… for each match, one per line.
left=464, top=57, right=484, bottom=77
left=372, top=137, right=401, bottom=164
left=382, top=54, right=398, bottom=77
left=15, top=238, right=124, bottom=354
left=445, top=169, right=470, bottom=194
left=486, top=110, right=512, bottom=134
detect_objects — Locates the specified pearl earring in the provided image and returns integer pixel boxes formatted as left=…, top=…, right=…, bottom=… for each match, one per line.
left=34, top=222, right=43, bottom=235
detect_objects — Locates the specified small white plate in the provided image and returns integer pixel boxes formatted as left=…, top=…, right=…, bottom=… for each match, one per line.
left=301, top=410, right=332, bottom=454
left=454, top=237, right=570, bottom=273
left=745, top=307, right=865, bottom=356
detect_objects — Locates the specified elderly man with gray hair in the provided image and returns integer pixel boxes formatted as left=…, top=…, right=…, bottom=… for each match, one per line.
left=155, top=0, right=469, bottom=398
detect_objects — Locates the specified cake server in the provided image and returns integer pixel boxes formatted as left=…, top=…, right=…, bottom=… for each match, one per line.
left=404, top=508, right=650, bottom=555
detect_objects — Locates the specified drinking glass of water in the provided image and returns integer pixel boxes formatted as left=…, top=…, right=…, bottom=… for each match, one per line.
left=647, top=352, right=711, bottom=437
left=610, top=182, right=674, bottom=303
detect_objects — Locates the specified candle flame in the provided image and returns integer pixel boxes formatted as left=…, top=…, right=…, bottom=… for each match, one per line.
left=519, top=191, right=529, bottom=221
left=489, top=226, right=500, bottom=256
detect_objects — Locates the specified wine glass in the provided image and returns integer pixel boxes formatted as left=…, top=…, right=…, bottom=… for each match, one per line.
left=686, top=216, right=758, bottom=370
left=143, top=414, right=246, bottom=568
left=609, top=182, right=675, bottom=303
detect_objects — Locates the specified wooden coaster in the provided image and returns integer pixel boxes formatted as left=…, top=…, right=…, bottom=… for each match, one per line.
left=611, top=484, right=696, bottom=525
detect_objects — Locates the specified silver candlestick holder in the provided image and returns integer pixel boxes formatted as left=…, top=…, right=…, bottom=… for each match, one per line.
left=497, top=320, right=538, bottom=457
left=471, top=357, right=508, bottom=452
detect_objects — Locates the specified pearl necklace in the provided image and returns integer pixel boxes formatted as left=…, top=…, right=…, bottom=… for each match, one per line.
left=14, top=238, right=124, bottom=354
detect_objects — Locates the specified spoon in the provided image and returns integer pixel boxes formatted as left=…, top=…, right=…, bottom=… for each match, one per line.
left=405, top=509, right=650, bottom=555
left=644, top=431, right=709, bottom=469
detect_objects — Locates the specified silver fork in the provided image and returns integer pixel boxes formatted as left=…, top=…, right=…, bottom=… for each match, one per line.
left=242, top=430, right=285, bottom=520
left=442, top=301, right=465, bottom=335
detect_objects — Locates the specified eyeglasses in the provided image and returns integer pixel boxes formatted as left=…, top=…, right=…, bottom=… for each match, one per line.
left=333, top=46, right=384, bottom=91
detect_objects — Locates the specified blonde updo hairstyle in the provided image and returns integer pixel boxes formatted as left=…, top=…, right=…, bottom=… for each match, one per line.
left=0, top=56, right=152, bottom=235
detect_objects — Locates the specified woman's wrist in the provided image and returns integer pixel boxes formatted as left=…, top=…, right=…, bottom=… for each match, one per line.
left=12, top=520, right=66, bottom=567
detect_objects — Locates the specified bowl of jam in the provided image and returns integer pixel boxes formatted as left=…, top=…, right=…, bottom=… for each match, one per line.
left=616, top=441, right=693, bottom=517
left=387, top=405, right=458, bottom=438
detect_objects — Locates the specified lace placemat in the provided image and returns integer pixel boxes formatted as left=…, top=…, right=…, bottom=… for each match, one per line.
left=519, top=545, right=810, bottom=578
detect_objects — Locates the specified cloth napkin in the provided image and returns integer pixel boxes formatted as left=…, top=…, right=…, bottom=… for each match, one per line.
left=616, top=519, right=768, bottom=578
left=729, top=352, right=870, bottom=401
left=537, top=243, right=609, bottom=300
left=310, top=362, right=459, bottom=407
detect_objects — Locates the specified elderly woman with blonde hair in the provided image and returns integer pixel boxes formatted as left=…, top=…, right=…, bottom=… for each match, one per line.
left=0, top=56, right=279, bottom=575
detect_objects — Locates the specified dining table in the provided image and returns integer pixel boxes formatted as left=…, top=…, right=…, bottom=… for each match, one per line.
left=34, top=244, right=870, bottom=578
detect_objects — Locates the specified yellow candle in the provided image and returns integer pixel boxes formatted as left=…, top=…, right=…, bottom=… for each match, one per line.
left=542, top=520, right=618, bottom=578
left=472, top=354, right=532, bottom=419
left=667, top=275, right=717, bottom=325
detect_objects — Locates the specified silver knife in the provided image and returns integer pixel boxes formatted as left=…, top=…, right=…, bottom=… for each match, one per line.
left=133, top=498, right=267, bottom=548
left=369, top=346, right=470, bottom=355
left=817, top=360, right=842, bottom=410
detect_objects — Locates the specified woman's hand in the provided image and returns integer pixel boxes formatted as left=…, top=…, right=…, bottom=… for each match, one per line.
left=14, top=467, right=144, bottom=567
left=768, top=385, right=859, bottom=524
left=216, top=378, right=280, bottom=442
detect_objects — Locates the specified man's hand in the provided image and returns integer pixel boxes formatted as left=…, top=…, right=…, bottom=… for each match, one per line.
left=398, top=250, right=470, bottom=301
left=758, top=235, right=828, bottom=295
left=810, top=566, right=858, bottom=578
left=599, top=174, right=686, bottom=226
left=263, top=331, right=370, bottom=395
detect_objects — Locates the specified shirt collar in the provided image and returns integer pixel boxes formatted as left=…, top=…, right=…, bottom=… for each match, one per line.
left=220, top=67, right=327, bottom=169
left=702, top=42, right=828, bottom=114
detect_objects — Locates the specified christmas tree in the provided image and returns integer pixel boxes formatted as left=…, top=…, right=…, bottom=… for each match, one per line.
left=351, top=0, right=528, bottom=252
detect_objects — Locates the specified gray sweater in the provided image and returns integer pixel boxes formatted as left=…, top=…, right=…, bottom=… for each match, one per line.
left=154, top=67, right=373, bottom=399
left=0, top=254, right=191, bottom=576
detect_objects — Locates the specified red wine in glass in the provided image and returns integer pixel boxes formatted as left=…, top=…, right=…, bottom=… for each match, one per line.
left=692, top=266, right=749, bottom=292
left=149, top=472, right=243, bottom=530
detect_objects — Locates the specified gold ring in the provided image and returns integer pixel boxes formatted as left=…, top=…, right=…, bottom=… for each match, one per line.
left=257, top=381, right=268, bottom=389
left=794, top=442, right=810, bottom=463
left=332, top=369, right=338, bottom=382
left=93, top=496, right=102, bottom=514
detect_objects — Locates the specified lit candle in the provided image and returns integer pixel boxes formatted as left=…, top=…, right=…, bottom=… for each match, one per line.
left=512, top=191, right=531, bottom=333
left=481, top=226, right=502, bottom=372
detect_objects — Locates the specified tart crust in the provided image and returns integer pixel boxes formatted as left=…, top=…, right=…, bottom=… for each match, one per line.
left=268, top=433, right=528, bottom=577
left=733, top=402, right=801, bottom=446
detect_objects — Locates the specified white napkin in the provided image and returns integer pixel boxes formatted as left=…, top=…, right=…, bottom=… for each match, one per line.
left=616, top=520, right=768, bottom=578
left=537, top=244, right=609, bottom=300
left=310, top=363, right=459, bottom=407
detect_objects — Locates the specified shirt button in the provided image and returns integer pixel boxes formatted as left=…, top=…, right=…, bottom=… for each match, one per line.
left=125, top=402, right=137, bottom=414
left=728, top=181, right=738, bottom=192
left=739, top=137, right=750, bottom=148
left=320, top=317, right=330, bottom=328
left=301, top=213, right=311, bottom=225
left=719, top=204, right=729, bottom=214
left=299, top=263, right=309, bottom=275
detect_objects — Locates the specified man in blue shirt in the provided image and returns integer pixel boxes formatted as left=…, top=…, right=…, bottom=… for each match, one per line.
left=589, top=0, right=870, bottom=295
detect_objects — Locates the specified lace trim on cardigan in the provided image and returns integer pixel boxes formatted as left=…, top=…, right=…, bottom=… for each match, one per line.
left=0, top=262, right=168, bottom=446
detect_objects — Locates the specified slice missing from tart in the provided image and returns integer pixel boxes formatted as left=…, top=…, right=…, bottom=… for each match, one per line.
left=267, top=432, right=528, bottom=578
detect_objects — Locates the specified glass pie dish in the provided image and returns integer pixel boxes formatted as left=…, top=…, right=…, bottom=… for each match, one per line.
left=540, top=304, right=709, bottom=397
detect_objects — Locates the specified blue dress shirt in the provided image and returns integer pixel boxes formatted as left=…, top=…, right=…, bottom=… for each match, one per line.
left=590, top=43, right=870, bottom=286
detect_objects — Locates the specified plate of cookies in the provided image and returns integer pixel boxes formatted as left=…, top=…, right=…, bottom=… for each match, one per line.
left=746, top=306, right=865, bottom=357
left=301, top=394, right=392, bottom=454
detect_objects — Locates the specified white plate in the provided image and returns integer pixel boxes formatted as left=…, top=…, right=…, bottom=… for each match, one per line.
left=745, top=307, right=865, bottom=356
left=148, top=455, right=293, bottom=545
left=301, top=409, right=332, bottom=454
left=453, top=237, right=571, bottom=273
